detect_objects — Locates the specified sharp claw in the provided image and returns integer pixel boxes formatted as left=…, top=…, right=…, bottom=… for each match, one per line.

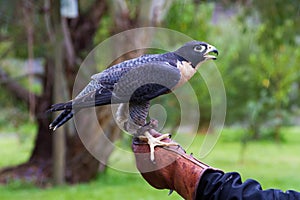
left=151, top=157, right=156, bottom=164
left=140, top=131, right=179, bottom=162
left=168, top=189, right=174, bottom=196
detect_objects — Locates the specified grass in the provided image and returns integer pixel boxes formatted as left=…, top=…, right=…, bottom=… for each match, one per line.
left=0, top=134, right=33, bottom=168
left=0, top=169, right=182, bottom=200
left=0, top=127, right=300, bottom=199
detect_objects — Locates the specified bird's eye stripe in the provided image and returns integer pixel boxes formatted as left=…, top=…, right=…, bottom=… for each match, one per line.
left=193, top=45, right=206, bottom=52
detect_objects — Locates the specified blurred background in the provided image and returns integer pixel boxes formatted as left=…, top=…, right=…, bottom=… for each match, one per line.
left=0, top=0, right=300, bottom=199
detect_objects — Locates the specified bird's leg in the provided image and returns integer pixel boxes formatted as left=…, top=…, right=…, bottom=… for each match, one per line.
left=135, top=119, right=179, bottom=162
left=136, top=119, right=159, bottom=136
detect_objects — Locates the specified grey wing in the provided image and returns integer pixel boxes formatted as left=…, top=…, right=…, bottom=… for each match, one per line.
left=71, top=80, right=114, bottom=109
left=74, top=61, right=181, bottom=108
left=114, top=62, right=181, bottom=127
left=71, top=63, right=134, bottom=108
left=49, top=61, right=180, bottom=130
left=111, top=61, right=181, bottom=103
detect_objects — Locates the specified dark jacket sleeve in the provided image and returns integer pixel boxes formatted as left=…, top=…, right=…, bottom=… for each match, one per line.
left=196, top=169, right=300, bottom=200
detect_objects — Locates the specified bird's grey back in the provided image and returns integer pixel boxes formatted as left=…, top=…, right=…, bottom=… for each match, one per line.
left=91, top=52, right=180, bottom=82
left=75, top=52, right=181, bottom=100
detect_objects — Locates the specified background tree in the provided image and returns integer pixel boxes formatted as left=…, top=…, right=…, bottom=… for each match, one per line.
left=0, top=0, right=173, bottom=186
left=241, top=0, right=300, bottom=141
left=0, top=0, right=113, bottom=185
left=0, top=0, right=299, bottom=187
left=161, top=0, right=300, bottom=139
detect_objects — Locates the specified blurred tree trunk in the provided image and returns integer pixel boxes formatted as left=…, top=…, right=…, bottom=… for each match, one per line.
left=0, top=0, right=110, bottom=186
left=52, top=0, right=66, bottom=185
left=0, top=0, right=173, bottom=186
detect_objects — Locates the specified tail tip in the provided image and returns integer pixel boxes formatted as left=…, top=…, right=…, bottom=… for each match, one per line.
left=49, top=124, right=57, bottom=131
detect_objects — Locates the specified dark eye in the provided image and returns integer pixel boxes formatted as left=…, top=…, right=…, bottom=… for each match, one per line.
left=194, top=45, right=206, bottom=52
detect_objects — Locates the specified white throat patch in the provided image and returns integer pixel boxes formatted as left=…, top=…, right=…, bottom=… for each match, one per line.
left=173, top=60, right=196, bottom=89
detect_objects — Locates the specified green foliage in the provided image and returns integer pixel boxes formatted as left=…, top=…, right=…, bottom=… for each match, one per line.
left=239, top=2, right=300, bottom=140
left=93, top=14, right=113, bottom=45
left=0, top=58, right=42, bottom=132
left=158, top=1, right=300, bottom=140
left=248, top=0, right=300, bottom=51
left=0, top=133, right=34, bottom=168
left=1, top=58, right=43, bottom=94
left=0, top=87, right=31, bottom=131
left=1, top=128, right=300, bottom=199
left=164, top=0, right=214, bottom=40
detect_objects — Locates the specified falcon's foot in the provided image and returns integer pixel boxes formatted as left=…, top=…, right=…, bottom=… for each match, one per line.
left=138, top=131, right=179, bottom=162
left=136, top=119, right=159, bottom=136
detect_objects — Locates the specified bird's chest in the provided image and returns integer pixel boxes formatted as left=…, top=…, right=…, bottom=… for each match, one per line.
left=174, top=60, right=196, bottom=89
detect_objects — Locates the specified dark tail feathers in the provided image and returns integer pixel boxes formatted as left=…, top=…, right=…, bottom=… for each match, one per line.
left=48, top=101, right=74, bottom=131
left=49, top=109, right=74, bottom=131
left=48, top=101, right=73, bottom=112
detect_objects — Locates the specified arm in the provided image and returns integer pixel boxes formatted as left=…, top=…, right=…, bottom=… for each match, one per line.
left=132, top=132, right=221, bottom=200
left=132, top=133, right=300, bottom=200
left=197, top=170, right=300, bottom=200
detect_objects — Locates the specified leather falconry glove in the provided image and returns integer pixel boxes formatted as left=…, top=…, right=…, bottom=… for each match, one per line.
left=132, top=129, right=221, bottom=200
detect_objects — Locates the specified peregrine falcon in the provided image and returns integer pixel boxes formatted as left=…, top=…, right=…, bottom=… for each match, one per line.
left=48, top=41, right=218, bottom=161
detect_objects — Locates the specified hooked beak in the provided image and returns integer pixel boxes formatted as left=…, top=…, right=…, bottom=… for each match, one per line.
left=204, top=45, right=219, bottom=60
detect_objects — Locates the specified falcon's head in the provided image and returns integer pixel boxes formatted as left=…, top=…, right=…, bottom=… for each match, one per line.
left=174, top=41, right=218, bottom=68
